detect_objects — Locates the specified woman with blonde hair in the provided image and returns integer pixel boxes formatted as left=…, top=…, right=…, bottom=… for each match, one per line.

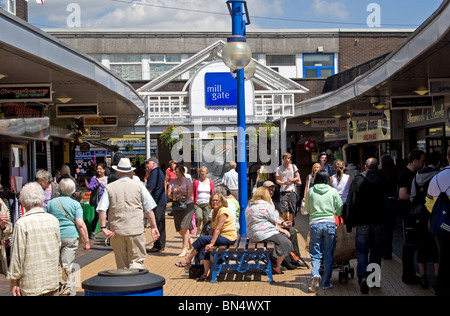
left=246, top=186, right=293, bottom=274
left=193, top=166, right=214, bottom=235
left=175, top=193, right=237, bottom=281
left=302, top=163, right=321, bottom=209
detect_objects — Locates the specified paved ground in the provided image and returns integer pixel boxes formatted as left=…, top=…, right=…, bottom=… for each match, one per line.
left=0, top=212, right=435, bottom=296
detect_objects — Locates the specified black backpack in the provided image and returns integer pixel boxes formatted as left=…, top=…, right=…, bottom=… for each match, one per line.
left=429, top=174, right=450, bottom=237
left=403, top=172, right=436, bottom=246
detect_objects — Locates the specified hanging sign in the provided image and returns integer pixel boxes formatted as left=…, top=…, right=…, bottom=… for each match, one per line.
left=429, top=78, right=450, bottom=95
left=84, top=116, right=118, bottom=127
left=0, top=84, right=52, bottom=102
left=347, top=110, right=390, bottom=144
left=56, top=104, right=98, bottom=118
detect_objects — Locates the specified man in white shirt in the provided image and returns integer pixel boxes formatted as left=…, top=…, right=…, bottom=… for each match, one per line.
left=221, top=161, right=239, bottom=201
left=425, top=147, right=450, bottom=296
left=276, top=152, right=301, bottom=222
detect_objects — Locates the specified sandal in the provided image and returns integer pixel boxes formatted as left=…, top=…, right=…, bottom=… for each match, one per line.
left=272, top=267, right=284, bottom=275
left=196, top=274, right=211, bottom=282
left=175, top=261, right=189, bottom=268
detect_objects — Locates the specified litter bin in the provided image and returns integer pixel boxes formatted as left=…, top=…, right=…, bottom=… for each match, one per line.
left=82, top=269, right=165, bottom=296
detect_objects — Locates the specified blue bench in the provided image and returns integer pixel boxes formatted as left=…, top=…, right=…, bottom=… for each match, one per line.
left=210, top=235, right=275, bottom=283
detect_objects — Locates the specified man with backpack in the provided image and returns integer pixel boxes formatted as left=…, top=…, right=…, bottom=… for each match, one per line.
left=410, top=152, right=441, bottom=289
left=398, top=149, right=426, bottom=284
left=426, top=147, right=450, bottom=296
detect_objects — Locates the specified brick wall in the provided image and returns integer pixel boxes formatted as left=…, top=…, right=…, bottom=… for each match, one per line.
left=339, top=31, right=411, bottom=71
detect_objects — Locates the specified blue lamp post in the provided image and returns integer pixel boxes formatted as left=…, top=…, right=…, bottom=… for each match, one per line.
left=222, top=0, right=254, bottom=235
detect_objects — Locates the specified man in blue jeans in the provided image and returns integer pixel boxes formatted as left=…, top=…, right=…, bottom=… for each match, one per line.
left=346, top=157, right=388, bottom=294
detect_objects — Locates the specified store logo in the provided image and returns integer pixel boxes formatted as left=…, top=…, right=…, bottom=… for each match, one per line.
left=205, top=73, right=237, bottom=107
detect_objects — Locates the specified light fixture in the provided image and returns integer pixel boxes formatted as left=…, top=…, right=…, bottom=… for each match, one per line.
left=230, top=59, right=256, bottom=81
left=0, top=74, right=8, bottom=80
left=333, top=114, right=342, bottom=119
left=302, top=120, right=311, bottom=125
left=57, top=97, right=73, bottom=104
left=222, top=36, right=252, bottom=70
left=413, top=86, right=429, bottom=96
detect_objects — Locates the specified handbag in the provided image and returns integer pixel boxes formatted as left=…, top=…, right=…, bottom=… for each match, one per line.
left=172, top=195, right=187, bottom=209
left=89, top=185, right=101, bottom=208
left=300, top=200, right=308, bottom=215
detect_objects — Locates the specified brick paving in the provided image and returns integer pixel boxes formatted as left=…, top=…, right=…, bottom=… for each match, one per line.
left=0, top=213, right=435, bottom=296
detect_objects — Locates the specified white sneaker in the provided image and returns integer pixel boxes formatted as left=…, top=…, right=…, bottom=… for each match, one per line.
left=311, top=275, right=320, bottom=292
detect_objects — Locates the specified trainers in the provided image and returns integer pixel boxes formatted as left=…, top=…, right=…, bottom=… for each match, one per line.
left=322, top=283, right=334, bottom=290
left=311, top=275, right=320, bottom=292
left=359, top=277, right=369, bottom=294
left=420, top=275, right=429, bottom=289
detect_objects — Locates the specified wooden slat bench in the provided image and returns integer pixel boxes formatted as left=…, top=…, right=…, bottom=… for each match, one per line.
left=209, top=235, right=275, bottom=283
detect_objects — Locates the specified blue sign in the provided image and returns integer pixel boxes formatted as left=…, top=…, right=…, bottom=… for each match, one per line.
left=205, top=73, right=237, bottom=107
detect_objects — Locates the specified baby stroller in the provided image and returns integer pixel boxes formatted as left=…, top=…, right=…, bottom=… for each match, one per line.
left=319, top=216, right=356, bottom=283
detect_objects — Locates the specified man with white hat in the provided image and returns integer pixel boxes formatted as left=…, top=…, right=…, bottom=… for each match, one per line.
left=97, top=158, right=159, bottom=269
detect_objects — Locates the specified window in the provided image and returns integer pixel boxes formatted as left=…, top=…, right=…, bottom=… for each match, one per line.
left=149, top=54, right=182, bottom=79
left=1, top=0, right=16, bottom=14
left=266, top=55, right=295, bottom=67
left=303, top=53, right=334, bottom=78
left=109, top=54, right=142, bottom=81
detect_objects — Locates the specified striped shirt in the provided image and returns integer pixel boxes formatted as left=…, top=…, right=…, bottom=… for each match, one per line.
left=8, top=208, right=61, bottom=296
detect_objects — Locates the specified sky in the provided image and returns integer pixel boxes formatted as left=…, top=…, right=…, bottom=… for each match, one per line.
left=19, top=0, right=444, bottom=31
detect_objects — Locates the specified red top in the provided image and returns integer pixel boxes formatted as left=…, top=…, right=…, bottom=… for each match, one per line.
left=166, top=168, right=177, bottom=181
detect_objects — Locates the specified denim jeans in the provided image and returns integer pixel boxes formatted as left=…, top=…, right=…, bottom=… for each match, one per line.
left=309, top=221, right=336, bottom=288
left=355, top=224, right=383, bottom=280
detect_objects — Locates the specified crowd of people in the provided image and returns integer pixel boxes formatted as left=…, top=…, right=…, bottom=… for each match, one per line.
left=0, top=147, right=449, bottom=296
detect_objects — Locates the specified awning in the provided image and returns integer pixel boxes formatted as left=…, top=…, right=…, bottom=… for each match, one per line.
left=0, top=8, right=144, bottom=140
left=294, top=0, right=450, bottom=119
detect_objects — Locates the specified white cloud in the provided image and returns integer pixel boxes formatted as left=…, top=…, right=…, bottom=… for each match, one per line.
left=28, top=0, right=287, bottom=30
left=310, top=0, right=349, bottom=20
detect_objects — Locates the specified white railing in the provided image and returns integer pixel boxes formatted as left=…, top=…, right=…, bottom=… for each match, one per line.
left=142, top=91, right=296, bottom=125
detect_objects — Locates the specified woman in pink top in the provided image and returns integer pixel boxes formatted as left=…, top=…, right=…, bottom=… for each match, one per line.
left=168, top=164, right=194, bottom=257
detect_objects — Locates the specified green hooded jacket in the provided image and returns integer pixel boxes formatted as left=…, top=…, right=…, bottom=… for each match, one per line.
left=305, top=183, right=343, bottom=224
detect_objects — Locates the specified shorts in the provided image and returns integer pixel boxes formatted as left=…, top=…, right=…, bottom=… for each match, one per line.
left=194, top=203, right=210, bottom=222
left=279, top=191, right=297, bottom=214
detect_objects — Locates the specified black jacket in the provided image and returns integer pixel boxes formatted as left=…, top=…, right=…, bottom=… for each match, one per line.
left=346, top=170, right=388, bottom=231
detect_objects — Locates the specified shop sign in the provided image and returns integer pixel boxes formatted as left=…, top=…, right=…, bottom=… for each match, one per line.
left=82, top=129, right=101, bottom=141
left=391, top=96, right=433, bottom=110
left=429, top=78, right=450, bottom=95
left=349, top=110, right=384, bottom=121
left=0, top=84, right=52, bottom=102
left=84, top=116, right=118, bottom=127
left=347, top=110, right=390, bottom=144
left=0, top=102, right=43, bottom=118
left=190, top=61, right=254, bottom=117
left=406, top=97, right=445, bottom=127
left=311, top=118, right=339, bottom=128
left=205, top=73, right=237, bottom=107
left=56, top=104, right=98, bottom=118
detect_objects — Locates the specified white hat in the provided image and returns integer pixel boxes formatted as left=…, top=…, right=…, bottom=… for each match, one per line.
left=112, top=158, right=136, bottom=172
